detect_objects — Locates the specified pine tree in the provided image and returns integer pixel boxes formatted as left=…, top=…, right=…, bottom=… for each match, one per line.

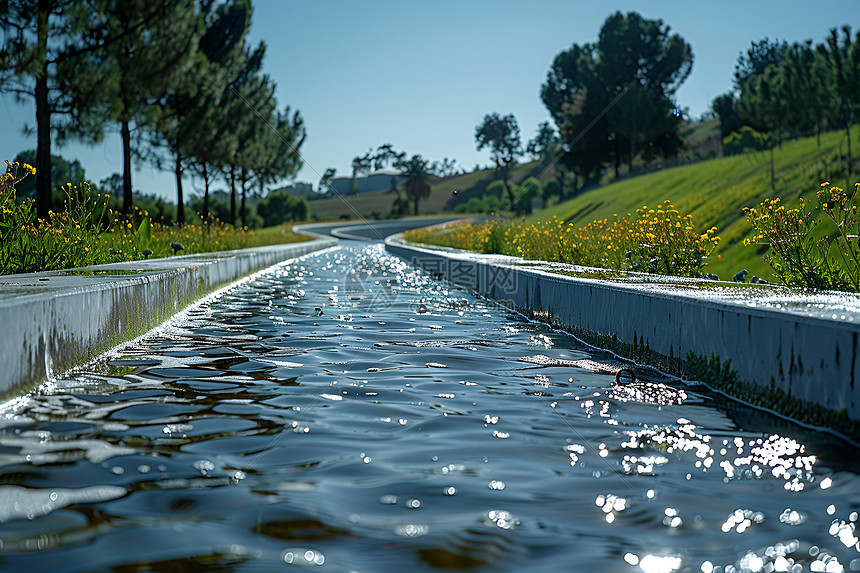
left=96, top=0, right=199, bottom=212
left=0, top=0, right=111, bottom=218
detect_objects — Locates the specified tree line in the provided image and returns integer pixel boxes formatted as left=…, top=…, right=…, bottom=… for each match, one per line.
left=712, top=29, right=860, bottom=187
left=440, top=12, right=691, bottom=218
left=464, top=13, right=859, bottom=218
left=0, top=0, right=305, bottom=227
left=336, top=144, right=461, bottom=216
left=436, top=11, right=694, bottom=219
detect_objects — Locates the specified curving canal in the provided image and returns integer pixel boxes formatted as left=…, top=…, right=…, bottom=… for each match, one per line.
left=1, top=242, right=859, bottom=572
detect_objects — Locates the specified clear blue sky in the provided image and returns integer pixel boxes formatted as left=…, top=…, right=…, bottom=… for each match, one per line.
left=1, top=0, right=857, bottom=200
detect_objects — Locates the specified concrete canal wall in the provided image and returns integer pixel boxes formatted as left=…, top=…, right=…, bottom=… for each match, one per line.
left=386, top=237, right=860, bottom=440
left=0, top=237, right=335, bottom=398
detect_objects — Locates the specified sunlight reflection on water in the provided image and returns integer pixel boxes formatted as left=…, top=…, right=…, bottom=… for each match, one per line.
left=0, top=244, right=858, bottom=572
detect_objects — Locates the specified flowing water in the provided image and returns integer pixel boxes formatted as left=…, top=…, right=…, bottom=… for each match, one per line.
left=1, top=244, right=859, bottom=572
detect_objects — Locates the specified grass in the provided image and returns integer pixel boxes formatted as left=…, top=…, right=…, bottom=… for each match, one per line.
left=0, top=166, right=310, bottom=275
left=404, top=201, right=720, bottom=280
left=103, top=213, right=310, bottom=262
left=528, top=126, right=860, bottom=281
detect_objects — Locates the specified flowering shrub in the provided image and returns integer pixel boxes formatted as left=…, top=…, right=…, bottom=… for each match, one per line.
left=743, top=182, right=860, bottom=291
left=404, top=201, right=720, bottom=278
left=573, top=201, right=720, bottom=276
left=0, top=159, right=307, bottom=275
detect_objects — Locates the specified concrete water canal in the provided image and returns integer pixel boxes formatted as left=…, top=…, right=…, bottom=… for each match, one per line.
left=0, top=218, right=858, bottom=571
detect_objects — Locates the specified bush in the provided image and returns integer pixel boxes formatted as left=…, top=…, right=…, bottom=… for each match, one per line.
left=722, top=126, right=767, bottom=156
left=404, top=201, right=720, bottom=278
left=453, top=194, right=506, bottom=214
left=743, top=182, right=860, bottom=291
left=543, top=179, right=561, bottom=201
left=0, top=159, right=309, bottom=275
left=256, top=189, right=310, bottom=227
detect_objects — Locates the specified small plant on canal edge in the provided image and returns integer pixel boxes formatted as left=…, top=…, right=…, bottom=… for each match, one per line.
left=743, top=182, right=860, bottom=292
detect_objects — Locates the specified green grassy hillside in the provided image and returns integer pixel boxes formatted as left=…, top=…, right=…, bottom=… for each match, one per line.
left=527, top=127, right=860, bottom=281
left=310, top=126, right=859, bottom=283
left=307, top=162, right=541, bottom=220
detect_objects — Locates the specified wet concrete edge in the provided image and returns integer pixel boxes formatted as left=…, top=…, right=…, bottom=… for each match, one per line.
left=0, top=236, right=336, bottom=398
left=386, top=237, right=860, bottom=440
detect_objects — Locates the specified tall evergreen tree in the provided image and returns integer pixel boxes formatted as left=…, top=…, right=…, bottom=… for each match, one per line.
left=712, top=93, right=744, bottom=141
left=0, top=0, right=111, bottom=218
left=220, top=39, right=268, bottom=226
left=782, top=41, right=832, bottom=146
left=96, top=0, right=198, bottom=213
left=227, top=64, right=276, bottom=228
left=148, top=0, right=252, bottom=225
left=737, top=64, right=789, bottom=190
left=196, top=0, right=253, bottom=224
left=251, top=104, right=306, bottom=211
left=734, top=38, right=788, bottom=91
left=597, top=12, right=692, bottom=171
left=818, top=26, right=859, bottom=177
left=526, top=121, right=560, bottom=165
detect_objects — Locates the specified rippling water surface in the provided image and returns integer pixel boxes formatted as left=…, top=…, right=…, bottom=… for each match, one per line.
left=1, top=244, right=859, bottom=572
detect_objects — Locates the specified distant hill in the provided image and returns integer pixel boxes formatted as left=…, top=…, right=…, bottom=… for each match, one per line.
left=307, top=120, right=721, bottom=220
left=326, top=172, right=404, bottom=196
left=307, top=163, right=540, bottom=220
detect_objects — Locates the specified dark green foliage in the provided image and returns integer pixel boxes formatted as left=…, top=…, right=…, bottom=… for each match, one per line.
left=452, top=177, right=542, bottom=215
left=134, top=193, right=180, bottom=225
left=390, top=193, right=412, bottom=217
left=475, top=112, right=522, bottom=205
left=256, top=189, right=310, bottom=226
left=543, top=180, right=561, bottom=202
left=712, top=93, right=744, bottom=140
left=142, top=0, right=305, bottom=228
left=240, top=205, right=264, bottom=229
left=430, top=157, right=459, bottom=177
left=722, top=126, right=768, bottom=156
left=399, top=154, right=432, bottom=216
left=526, top=121, right=559, bottom=162
left=345, top=144, right=431, bottom=216
left=319, top=168, right=337, bottom=193
left=2, top=0, right=305, bottom=233
left=389, top=175, right=411, bottom=217
left=0, top=0, right=114, bottom=218
left=782, top=42, right=831, bottom=144
left=733, top=38, right=788, bottom=89
left=818, top=27, right=860, bottom=177
left=95, top=0, right=199, bottom=212
left=541, top=11, right=692, bottom=182
left=148, top=0, right=252, bottom=226
left=12, top=150, right=90, bottom=204
left=372, top=144, right=406, bottom=172
left=714, top=28, right=858, bottom=176
left=453, top=194, right=506, bottom=215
